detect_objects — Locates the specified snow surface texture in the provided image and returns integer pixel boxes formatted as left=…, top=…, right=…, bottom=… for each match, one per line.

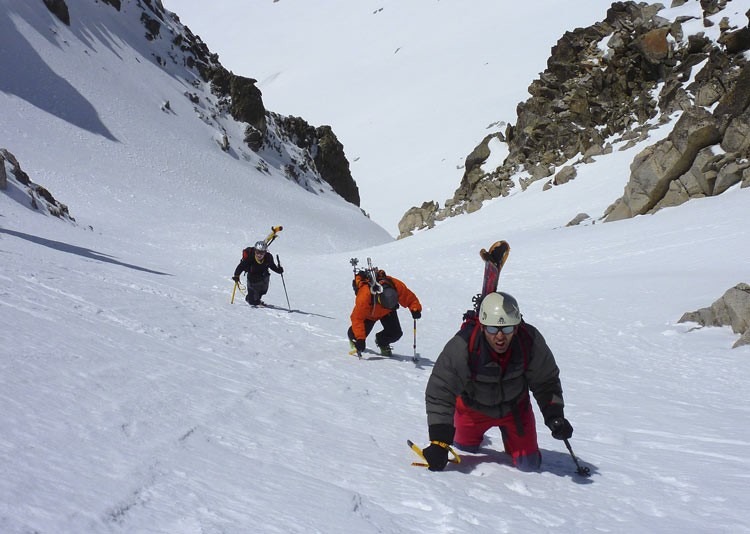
left=2, top=1, right=750, bottom=533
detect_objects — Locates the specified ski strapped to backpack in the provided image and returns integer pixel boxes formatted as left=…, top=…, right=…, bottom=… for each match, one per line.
left=349, top=257, right=399, bottom=310
left=460, top=240, right=511, bottom=328
left=405, top=240, right=511, bottom=466
left=241, top=225, right=283, bottom=261
left=478, top=240, right=510, bottom=305
left=264, top=225, right=283, bottom=247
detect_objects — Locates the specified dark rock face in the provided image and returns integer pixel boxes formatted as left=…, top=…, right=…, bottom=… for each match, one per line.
left=267, top=116, right=360, bottom=205
left=102, top=0, right=122, bottom=11
left=171, top=21, right=357, bottom=204
left=314, top=126, right=360, bottom=206
left=399, top=1, right=750, bottom=237
left=43, top=0, right=70, bottom=26
left=229, top=74, right=267, bottom=135
left=0, top=149, right=75, bottom=223
left=81, top=1, right=362, bottom=207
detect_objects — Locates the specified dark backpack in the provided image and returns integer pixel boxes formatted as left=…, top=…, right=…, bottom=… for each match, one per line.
left=352, top=267, right=399, bottom=310
left=375, top=274, right=399, bottom=310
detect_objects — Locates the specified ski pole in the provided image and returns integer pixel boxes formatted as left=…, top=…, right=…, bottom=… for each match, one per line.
left=231, top=280, right=238, bottom=304
left=276, top=254, right=291, bottom=311
left=412, top=319, right=418, bottom=363
left=563, top=438, right=591, bottom=477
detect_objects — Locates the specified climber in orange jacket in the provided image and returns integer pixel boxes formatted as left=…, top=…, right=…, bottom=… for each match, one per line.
left=347, top=269, right=422, bottom=356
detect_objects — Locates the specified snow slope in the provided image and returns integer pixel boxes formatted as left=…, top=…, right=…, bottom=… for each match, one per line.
left=2, top=1, right=750, bottom=533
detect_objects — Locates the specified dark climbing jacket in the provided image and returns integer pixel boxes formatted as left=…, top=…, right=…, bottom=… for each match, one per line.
left=234, top=248, right=282, bottom=283
left=425, top=316, right=565, bottom=429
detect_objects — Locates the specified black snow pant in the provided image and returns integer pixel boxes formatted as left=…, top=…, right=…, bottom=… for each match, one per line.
left=246, top=273, right=270, bottom=305
left=347, top=310, right=402, bottom=348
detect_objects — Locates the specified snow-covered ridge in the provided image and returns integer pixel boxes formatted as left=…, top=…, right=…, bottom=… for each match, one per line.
left=1, top=0, right=389, bottom=252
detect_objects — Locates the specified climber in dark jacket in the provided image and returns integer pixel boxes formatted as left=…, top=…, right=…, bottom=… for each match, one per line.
left=422, top=291, right=574, bottom=472
left=232, top=241, right=283, bottom=305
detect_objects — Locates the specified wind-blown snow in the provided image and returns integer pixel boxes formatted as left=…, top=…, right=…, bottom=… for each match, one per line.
left=2, top=1, right=750, bottom=533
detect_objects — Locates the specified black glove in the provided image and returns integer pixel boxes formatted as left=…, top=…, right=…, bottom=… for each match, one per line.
left=411, top=310, right=421, bottom=319
left=546, top=417, right=574, bottom=440
left=231, top=275, right=240, bottom=283
left=422, top=423, right=455, bottom=471
left=278, top=267, right=284, bottom=274
left=354, top=339, right=366, bottom=353
left=422, top=443, right=449, bottom=471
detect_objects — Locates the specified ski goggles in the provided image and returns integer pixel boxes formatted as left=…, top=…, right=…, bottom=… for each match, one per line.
left=484, top=325, right=516, bottom=335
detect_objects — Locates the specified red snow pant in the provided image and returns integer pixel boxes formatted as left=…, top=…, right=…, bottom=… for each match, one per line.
left=453, top=395, right=541, bottom=471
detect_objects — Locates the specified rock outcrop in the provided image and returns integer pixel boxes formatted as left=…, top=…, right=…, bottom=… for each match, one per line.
left=1, top=149, right=75, bottom=223
left=43, top=0, right=362, bottom=208
left=399, top=1, right=750, bottom=238
left=178, top=16, right=360, bottom=204
left=679, top=283, right=750, bottom=348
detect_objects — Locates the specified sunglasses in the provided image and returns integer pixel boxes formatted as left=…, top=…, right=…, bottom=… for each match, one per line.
left=485, top=325, right=516, bottom=335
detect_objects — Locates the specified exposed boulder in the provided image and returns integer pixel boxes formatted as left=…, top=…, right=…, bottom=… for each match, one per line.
left=565, top=213, right=592, bottom=227
left=679, top=283, right=750, bottom=348
left=0, top=149, right=75, bottom=223
left=606, top=107, right=722, bottom=220
left=607, top=58, right=750, bottom=220
left=554, top=165, right=577, bottom=186
left=398, top=201, right=440, bottom=238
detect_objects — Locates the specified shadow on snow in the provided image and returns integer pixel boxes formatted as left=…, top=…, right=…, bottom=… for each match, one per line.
left=0, top=228, right=172, bottom=275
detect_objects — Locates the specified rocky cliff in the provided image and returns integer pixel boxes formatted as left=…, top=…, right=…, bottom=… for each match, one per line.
left=41, top=0, right=360, bottom=206
left=398, top=0, right=750, bottom=238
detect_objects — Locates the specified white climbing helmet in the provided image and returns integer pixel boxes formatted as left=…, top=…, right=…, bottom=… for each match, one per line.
left=479, top=292, right=522, bottom=326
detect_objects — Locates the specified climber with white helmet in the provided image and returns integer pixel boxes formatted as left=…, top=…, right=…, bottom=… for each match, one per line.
left=421, top=291, right=573, bottom=472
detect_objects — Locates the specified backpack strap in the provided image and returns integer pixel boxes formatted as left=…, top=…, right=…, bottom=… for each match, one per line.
left=457, top=312, right=482, bottom=380
left=515, top=321, right=532, bottom=372
left=459, top=315, right=533, bottom=434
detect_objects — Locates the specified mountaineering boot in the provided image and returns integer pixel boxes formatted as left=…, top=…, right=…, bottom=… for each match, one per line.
left=349, top=340, right=357, bottom=352
left=377, top=344, right=393, bottom=357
